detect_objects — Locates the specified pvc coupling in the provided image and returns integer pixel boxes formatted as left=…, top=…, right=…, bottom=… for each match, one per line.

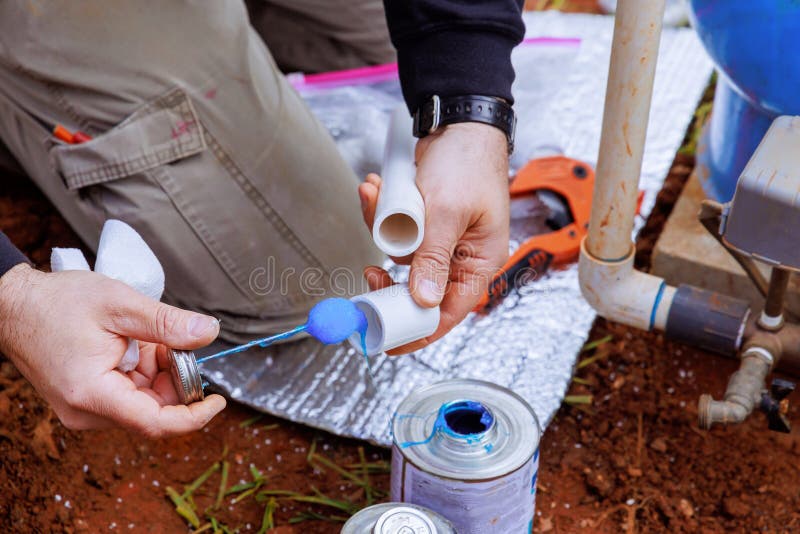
left=664, top=284, right=750, bottom=357
left=348, top=283, right=440, bottom=356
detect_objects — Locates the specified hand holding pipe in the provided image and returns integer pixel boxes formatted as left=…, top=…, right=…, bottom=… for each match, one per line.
left=372, top=107, right=425, bottom=257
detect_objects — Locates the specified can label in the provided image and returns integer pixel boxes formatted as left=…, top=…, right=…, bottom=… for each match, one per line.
left=392, top=445, right=539, bottom=534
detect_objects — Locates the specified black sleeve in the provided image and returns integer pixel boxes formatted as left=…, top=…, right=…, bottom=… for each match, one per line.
left=0, top=231, right=28, bottom=278
left=383, top=0, right=526, bottom=113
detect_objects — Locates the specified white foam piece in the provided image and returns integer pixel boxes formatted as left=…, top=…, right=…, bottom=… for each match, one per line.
left=50, top=220, right=166, bottom=372
left=50, top=248, right=91, bottom=272
left=94, top=220, right=164, bottom=301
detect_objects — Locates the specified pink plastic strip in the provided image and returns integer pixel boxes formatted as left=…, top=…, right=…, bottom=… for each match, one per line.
left=290, top=36, right=581, bottom=91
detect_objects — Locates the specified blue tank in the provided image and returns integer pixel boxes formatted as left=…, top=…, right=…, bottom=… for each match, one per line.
left=688, top=0, right=800, bottom=200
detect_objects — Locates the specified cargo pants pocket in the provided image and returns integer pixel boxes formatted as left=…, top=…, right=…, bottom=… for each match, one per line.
left=51, top=87, right=317, bottom=339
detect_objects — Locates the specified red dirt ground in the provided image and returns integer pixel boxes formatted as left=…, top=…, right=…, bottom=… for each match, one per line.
left=7, top=148, right=800, bottom=534
left=4, top=2, right=800, bottom=533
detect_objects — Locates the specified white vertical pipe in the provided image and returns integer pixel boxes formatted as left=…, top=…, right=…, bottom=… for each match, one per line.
left=586, top=0, right=667, bottom=261
left=372, top=107, right=425, bottom=257
left=579, top=0, right=676, bottom=333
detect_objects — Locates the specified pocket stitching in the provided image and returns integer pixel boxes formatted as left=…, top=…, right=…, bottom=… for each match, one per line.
left=56, top=88, right=206, bottom=190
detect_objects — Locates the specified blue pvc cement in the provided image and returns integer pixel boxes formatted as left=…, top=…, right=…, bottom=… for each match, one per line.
left=196, top=298, right=370, bottom=369
left=306, top=298, right=368, bottom=344
left=399, top=400, right=495, bottom=453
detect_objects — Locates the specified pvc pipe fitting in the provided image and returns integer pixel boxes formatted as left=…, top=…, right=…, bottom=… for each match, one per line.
left=372, top=107, right=425, bottom=257
left=348, top=283, right=440, bottom=356
left=578, top=238, right=675, bottom=332
left=664, top=284, right=750, bottom=356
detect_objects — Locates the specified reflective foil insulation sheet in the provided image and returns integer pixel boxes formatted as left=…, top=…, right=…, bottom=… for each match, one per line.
left=200, top=12, right=713, bottom=445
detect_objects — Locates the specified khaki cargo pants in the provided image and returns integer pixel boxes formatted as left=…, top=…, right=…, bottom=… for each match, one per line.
left=0, top=1, right=392, bottom=343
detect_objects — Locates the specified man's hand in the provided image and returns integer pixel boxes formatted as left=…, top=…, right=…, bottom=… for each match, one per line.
left=359, top=122, right=510, bottom=354
left=0, top=264, right=225, bottom=438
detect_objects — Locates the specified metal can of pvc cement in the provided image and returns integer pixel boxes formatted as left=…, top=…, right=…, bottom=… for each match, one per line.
left=167, top=349, right=204, bottom=405
left=391, top=379, right=541, bottom=534
left=341, top=502, right=455, bottom=534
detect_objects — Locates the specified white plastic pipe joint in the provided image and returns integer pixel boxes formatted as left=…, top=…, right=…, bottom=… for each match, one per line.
left=347, top=283, right=440, bottom=356
left=372, top=107, right=425, bottom=257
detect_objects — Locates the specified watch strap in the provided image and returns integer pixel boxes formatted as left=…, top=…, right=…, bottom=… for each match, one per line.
left=413, top=95, right=516, bottom=153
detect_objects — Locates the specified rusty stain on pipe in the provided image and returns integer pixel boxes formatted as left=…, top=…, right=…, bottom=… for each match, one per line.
left=586, top=0, right=667, bottom=261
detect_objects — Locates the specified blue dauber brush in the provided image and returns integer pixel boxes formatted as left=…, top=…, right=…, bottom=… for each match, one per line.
left=196, top=298, right=369, bottom=364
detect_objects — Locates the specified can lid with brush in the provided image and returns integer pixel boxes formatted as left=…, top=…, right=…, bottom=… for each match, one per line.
left=167, top=349, right=204, bottom=404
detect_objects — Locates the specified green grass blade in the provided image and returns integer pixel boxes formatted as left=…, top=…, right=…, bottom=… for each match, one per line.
left=231, top=487, right=259, bottom=505
left=225, top=481, right=257, bottom=496
left=289, top=511, right=349, bottom=523
left=257, top=497, right=278, bottom=534
left=310, top=453, right=365, bottom=486
left=564, top=394, right=593, bottom=405
left=358, top=446, right=373, bottom=506
left=166, top=486, right=200, bottom=528
left=239, top=414, right=264, bottom=428
left=291, top=495, right=355, bottom=514
left=183, top=462, right=220, bottom=498
left=255, top=489, right=302, bottom=501
left=214, top=461, right=229, bottom=510
left=306, top=436, right=318, bottom=463
left=343, top=462, right=391, bottom=474
left=576, top=348, right=610, bottom=370
left=581, top=335, right=613, bottom=353
left=249, top=465, right=265, bottom=482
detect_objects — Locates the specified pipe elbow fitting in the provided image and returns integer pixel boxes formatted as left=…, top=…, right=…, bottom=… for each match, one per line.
left=698, top=395, right=750, bottom=429
left=698, top=350, right=773, bottom=429
left=578, top=238, right=674, bottom=331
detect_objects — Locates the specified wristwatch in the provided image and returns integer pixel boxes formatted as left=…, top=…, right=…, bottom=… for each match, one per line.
left=412, top=95, right=517, bottom=154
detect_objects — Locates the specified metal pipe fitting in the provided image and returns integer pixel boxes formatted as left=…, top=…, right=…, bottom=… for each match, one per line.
left=698, top=349, right=773, bottom=429
left=759, top=267, right=791, bottom=331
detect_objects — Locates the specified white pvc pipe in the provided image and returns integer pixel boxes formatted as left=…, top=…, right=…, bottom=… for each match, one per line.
left=586, top=0, right=666, bottom=262
left=579, top=0, right=674, bottom=332
left=372, top=107, right=425, bottom=257
left=348, top=283, right=440, bottom=356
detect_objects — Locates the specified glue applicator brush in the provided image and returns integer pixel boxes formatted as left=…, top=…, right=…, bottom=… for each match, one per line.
left=195, top=297, right=369, bottom=364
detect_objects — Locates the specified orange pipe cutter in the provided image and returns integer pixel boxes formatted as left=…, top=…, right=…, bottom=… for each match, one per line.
left=476, top=155, right=645, bottom=309
left=476, top=155, right=594, bottom=310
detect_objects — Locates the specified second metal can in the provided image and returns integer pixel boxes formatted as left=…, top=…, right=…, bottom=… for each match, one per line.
left=391, top=378, right=541, bottom=534
left=341, top=502, right=455, bottom=534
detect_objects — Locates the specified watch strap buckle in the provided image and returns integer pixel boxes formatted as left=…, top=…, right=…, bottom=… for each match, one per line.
left=413, top=95, right=441, bottom=138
